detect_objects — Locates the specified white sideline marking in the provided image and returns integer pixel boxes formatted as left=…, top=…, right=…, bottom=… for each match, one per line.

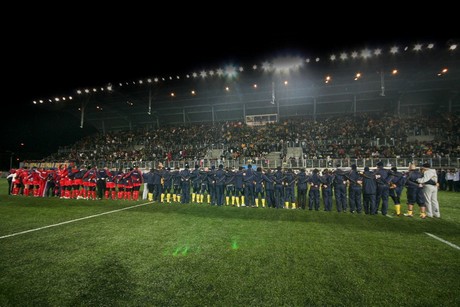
left=425, top=232, right=460, bottom=250
left=0, top=202, right=153, bottom=240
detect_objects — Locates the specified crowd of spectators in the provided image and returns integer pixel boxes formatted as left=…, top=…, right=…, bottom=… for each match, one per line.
left=36, top=112, right=459, bottom=166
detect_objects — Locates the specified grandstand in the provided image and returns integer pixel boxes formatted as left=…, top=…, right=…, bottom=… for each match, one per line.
left=29, top=40, right=460, bottom=169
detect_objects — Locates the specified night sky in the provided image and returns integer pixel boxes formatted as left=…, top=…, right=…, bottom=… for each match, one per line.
left=1, top=9, right=457, bottom=170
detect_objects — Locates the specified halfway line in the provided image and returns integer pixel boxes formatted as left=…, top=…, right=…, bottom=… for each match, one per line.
left=0, top=201, right=153, bottom=240
left=425, top=232, right=460, bottom=250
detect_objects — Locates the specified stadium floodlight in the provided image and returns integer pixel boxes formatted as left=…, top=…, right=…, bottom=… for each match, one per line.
left=69, top=96, right=73, bottom=100
left=33, top=101, right=37, bottom=104
left=330, top=55, right=336, bottom=61
left=107, top=84, right=113, bottom=91
left=48, top=99, right=52, bottom=102
left=39, top=100, right=43, bottom=103
left=191, top=90, right=196, bottom=95
left=253, top=84, right=257, bottom=88
left=225, top=86, right=230, bottom=91
left=92, top=88, right=97, bottom=92
left=239, top=66, right=244, bottom=72
left=273, top=56, right=303, bottom=72
left=413, top=44, right=422, bottom=51
left=315, top=57, right=320, bottom=62
left=392, top=69, right=398, bottom=75
left=62, top=97, right=66, bottom=101
left=225, top=65, right=237, bottom=77
left=374, top=48, right=382, bottom=56
left=192, top=72, right=198, bottom=78
left=119, top=83, right=123, bottom=86
left=77, top=90, right=82, bottom=94
left=186, top=74, right=190, bottom=78
left=162, top=78, right=165, bottom=81
left=306, top=58, right=310, bottom=63
left=84, top=89, right=90, bottom=93
left=325, top=76, right=331, bottom=84
left=361, top=49, right=371, bottom=59
left=390, top=46, right=399, bottom=54
left=351, top=51, right=358, bottom=59
left=252, top=65, right=257, bottom=70
left=139, top=80, right=143, bottom=84
left=154, top=78, right=159, bottom=82
left=449, top=44, right=457, bottom=50
left=100, top=87, right=104, bottom=91
left=340, top=53, right=348, bottom=60
left=284, top=80, right=288, bottom=86
left=170, top=92, right=175, bottom=97
left=169, top=76, right=172, bottom=80
left=147, top=78, right=152, bottom=83
left=209, top=70, right=214, bottom=76
left=216, top=68, right=224, bottom=76
left=427, top=43, right=434, bottom=49
left=55, top=97, right=60, bottom=101
left=354, top=72, right=361, bottom=81
left=261, top=61, right=271, bottom=71
left=200, top=70, right=207, bottom=78
left=176, top=76, right=180, bottom=79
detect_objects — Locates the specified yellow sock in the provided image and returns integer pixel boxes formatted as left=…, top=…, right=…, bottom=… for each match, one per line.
left=241, top=196, right=245, bottom=206
left=148, top=193, right=153, bottom=201
left=177, top=195, right=181, bottom=203
left=161, top=193, right=165, bottom=203
left=236, top=197, right=240, bottom=207
left=395, top=204, right=401, bottom=215
left=173, top=194, right=177, bottom=202
left=285, top=201, right=289, bottom=209
left=192, top=193, right=196, bottom=202
left=226, top=196, right=230, bottom=205
left=232, top=196, right=235, bottom=205
left=292, top=202, right=296, bottom=209
left=408, top=210, right=413, bottom=215
left=207, top=195, right=211, bottom=203
left=262, top=199, right=266, bottom=208
left=255, top=199, right=259, bottom=207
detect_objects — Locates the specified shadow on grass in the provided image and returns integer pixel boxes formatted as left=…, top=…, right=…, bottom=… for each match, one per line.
left=133, top=202, right=460, bottom=236
left=72, top=255, right=135, bottom=306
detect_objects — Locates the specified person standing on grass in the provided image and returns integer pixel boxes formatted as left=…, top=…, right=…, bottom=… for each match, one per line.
left=374, top=161, right=392, bottom=216
left=404, top=164, right=426, bottom=218
left=361, top=166, right=377, bottom=215
left=417, top=163, right=440, bottom=218
left=389, top=166, right=406, bottom=216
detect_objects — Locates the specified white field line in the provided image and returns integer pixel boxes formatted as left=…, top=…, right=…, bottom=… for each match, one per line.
left=0, top=202, right=153, bottom=240
left=425, top=232, right=460, bottom=250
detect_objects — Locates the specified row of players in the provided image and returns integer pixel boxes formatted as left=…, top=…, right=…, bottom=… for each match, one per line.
left=8, top=161, right=439, bottom=218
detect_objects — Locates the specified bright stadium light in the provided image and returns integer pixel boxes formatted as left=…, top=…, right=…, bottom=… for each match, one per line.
left=413, top=44, right=422, bottom=51
left=216, top=68, right=224, bottom=76
left=55, top=97, right=60, bottom=101
left=273, top=56, right=303, bottom=72
left=449, top=44, right=457, bottom=50
left=330, top=54, right=336, bottom=61
left=427, top=43, right=434, bottom=49
left=169, top=76, right=172, bottom=80
left=139, top=80, right=144, bottom=84
left=225, top=86, right=229, bottom=91
left=39, top=100, right=43, bottom=103
left=239, top=66, right=244, bottom=72
left=84, top=89, right=90, bottom=93
left=186, top=74, right=190, bottom=78
left=390, top=46, right=399, bottom=54
left=92, top=88, right=97, bottom=92
left=68, top=96, right=73, bottom=100
left=315, top=57, right=320, bottom=62
left=176, top=76, right=180, bottom=79
left=154, top=78, right=159, bottom=82
left=374, top=48, right=382, bottom=56
left=192, top=72, right=198, bottom=78
left=253, top=84, right=257, bottom=88
left=306, top=58, right=310, bottom=63
left=351, top=52, right=358, bottom=59
left=209, top=70, right=214, bottom=76
left=33, top=101, right=37, bottom=104
left=392, top=69, right=398, bottom=75
left=252, top=65, right=257, bottom=70
left=361, top=49, right=372, bottom=59
left=77, top=90, right=82, bottom=94
left=62, top=97, right=66, bottom=101
left=261, top=61, right=271, bottom=71
left=147, top=78, right=152, bottom=83
left=225, top=65, right=237, bottom=77
left=200, top=70, right=207, bottom=78
left=340, top=53, right=348, bottom=60
left=170, top=92, right=175, bottom=97
left=191, top=90, right=196, bottom=95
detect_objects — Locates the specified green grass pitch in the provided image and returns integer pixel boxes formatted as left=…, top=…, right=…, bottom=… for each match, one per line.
left=1, top=181, right=459, bottom=306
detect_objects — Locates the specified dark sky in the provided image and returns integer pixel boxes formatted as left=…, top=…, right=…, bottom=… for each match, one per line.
left=1, top=9, right=457, bottom=169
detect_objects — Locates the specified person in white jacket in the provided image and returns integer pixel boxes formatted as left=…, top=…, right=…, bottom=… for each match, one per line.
left=417, top=163, right=440, bottom=218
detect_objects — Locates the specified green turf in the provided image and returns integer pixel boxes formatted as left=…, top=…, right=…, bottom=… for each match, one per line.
left=1, top=181, right=459, bottom=306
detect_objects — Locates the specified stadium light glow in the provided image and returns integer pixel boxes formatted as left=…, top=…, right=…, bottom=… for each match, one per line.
left=284, top=80, right=288, bottom=85
left=77, top=90, right=82, bottom=94
left=330, top=55, right=336, bottom=61
left=390, top=46, right=399, bottom=54
left=325, top=76, right=331, bottom=83
left=191, top=90, right=196, bottom=95
left=252, top=65, right=257, bottom=70
left=449, top=44, right=457, bottom=50
left=192, top=72, right=198, bottom=78
left=340, top=53, right=348, bottom=60
left=354, top=72, right=361, bottom=81
left=225, top=86, right=229, bottom=91
left=62, top=97, right=66, bottom=101
left=39, top=100, right=43, bottom=103
left=209, top=70, right=214, bottom=76
left=253, top=84, right=257, bottom=88
left=413, top=44, right=422, bottom=51
left=169, top=76, right=172, bottom=80
left=69, top=96, right=73, bottom=100
left=186, top=74, right=190, bottom=78
left=200, top=70, right=207, bottom=78
left=351, top=52, right=358, bottom=59
left=392, top=69, right=398, bottom=75
left=374, top=48, right=382, bottom=55
left=55, top=98, right=60, bottom=101
left=147, top=78, right=152, bottom=83
left=139, top=80, right=143, bottom=84
left=361, top=49, right=372, bottom=59
left=92, top=88, right=97, bottom=92
left=170, top=92, right=175, bottom=97
left=84, top=89, right=90, bottom=93
left=216, top=68, right=224, bottom=76
left=225, top=65, right=237, bottom=77
left=33, top=101, right=37, bottom=104
left=176, top=76, right=180, bottom=79
left=315, top=57, right=320, bottom=62
left=239, top=66, right=244, bottom=72
left=261, top=61, right=271, bottom=71
left=427, top=43, right=434, bottom=49
left=154, top=78, right=159, bottom=82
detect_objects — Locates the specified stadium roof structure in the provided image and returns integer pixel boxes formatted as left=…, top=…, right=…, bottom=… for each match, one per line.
left=34, top=41, right=459, bottom=133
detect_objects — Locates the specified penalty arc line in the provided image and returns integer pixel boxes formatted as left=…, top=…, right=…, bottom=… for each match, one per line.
left=0, top=201, right=153, bottom=240
left=425, top=232, right=460, bottom=250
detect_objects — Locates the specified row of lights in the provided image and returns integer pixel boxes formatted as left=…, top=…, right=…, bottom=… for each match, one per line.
left=33, top=42, right=457, bottom=104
